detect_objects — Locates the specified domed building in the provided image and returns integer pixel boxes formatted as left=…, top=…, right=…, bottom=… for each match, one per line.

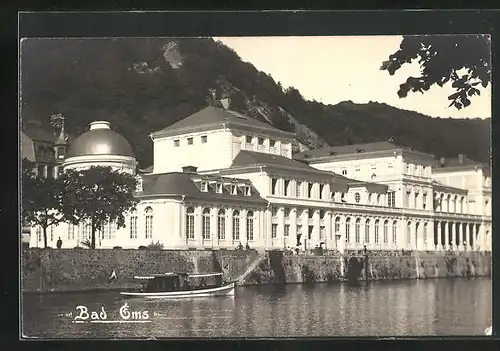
left=27, top=105, right=491, bottom=252
left=63, top=121, right=137, bottom=175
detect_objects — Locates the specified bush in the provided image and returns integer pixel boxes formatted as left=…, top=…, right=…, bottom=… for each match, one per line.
left=113, top=246, right=122, bottom=250
left=80, top=239, right=91, bottom=248
left=73, top=246, right=84, bottom=250
left=138, top=245, right=147, bottom=250
left=147, top=241, right=164, bottom=250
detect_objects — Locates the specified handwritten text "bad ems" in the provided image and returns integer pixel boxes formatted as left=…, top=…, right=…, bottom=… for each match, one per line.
left=74, top=303, right=149, bottom=322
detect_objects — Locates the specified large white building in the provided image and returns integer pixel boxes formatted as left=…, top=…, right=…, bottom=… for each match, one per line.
left=27, top=105, right=492, bottom=253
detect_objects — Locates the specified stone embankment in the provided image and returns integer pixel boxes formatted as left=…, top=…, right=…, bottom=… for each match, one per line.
left=22, top=248, right=491, bottom=293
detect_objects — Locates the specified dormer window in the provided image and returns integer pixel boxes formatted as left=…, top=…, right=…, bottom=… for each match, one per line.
left=244, top=186, right=251, bottom=196
left=201, top=135, right=207, bottom=143
left=258, top=137, right=264, bottom=145
left=201, top=182, right=208, bottom=192
left=269, top=140, right=276, bottom=147
left=216, top=183, right=223, bottom=194
left=246, top=136, right=253, bottom=144
left=187, top=137, right=193, bottom=145
left=174, top=139, right=180, bottom=147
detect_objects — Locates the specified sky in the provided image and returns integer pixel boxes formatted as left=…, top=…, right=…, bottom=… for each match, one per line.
left=216, top=36, right=491, bottom=119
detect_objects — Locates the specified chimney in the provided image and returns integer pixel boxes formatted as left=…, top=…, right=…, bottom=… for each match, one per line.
left=182, top=165, right=198, bottom=174
left=89, top=121, right=111, bottom=130
left=458, top=154, right=465, bottom=164
left=220, top=97, right=231, bottom=109
left=440, top=157, right=445, bottom=167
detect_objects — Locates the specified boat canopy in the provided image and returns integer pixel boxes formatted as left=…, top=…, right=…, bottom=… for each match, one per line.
left=133, top=273, right=177, bottom=280
left=133, top=272, right=223, bottom=280
left=188, top=273, right=223, bottom=278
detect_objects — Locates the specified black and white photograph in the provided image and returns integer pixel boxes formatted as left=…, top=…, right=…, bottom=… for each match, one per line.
left=19, top=29, right=492, bottom=338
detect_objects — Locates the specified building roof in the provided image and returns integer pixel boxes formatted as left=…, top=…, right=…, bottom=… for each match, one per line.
left=137, top=171, right=267, bottom=204
left=21, top=133, right=36, bottom=162
left=294, top=141, right=431, bottom=161
left=433, top=155, right=489, bottom=173
left=151, top=106, right=293, bottom=138
left=22, top=120, right=57, bottom=143
left=432, top=180, right=468, bottom=194
left=66, top=121, right=135, bottom=158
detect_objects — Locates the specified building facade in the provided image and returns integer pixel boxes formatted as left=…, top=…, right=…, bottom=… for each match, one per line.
left=26, top=105, right=492, bottom=252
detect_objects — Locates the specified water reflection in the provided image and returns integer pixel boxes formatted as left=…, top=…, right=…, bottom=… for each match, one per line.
left=22, top=278, right=491, bottom=338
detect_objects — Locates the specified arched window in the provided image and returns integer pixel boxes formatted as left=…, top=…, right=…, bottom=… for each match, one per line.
left=144, top=207, right=153, bottom=239
left=392, top=221, right=397, bottom=244
left=37, top=226, right=42, bottom=242
left=67, top=223, right=75, bottom=241
left=129, top=211, right=138, bottom=239
left=365, top=219, right=370, bottom=243
left=202, top=208, right=211, bottom=240
left=355, top=218, right=361, bottom=243
left=460, top=196, right=464, bottom=213
left=186, top=207, right=195, bottom=239
left=368, top=193, right=372, bottom=204
left=406, top=221, right=412, bottom=246
left=218, top=209, right=226, bottom=240
left=453, top=196, right=458, bottom=213
left=446, top=195, right=451, bottom=212
left=345, top=218, right=351, bottom=243
left=377, top=194, right=381, bottom=205
left=440, top=194, right=444, bottom=212
left=383, top=220, right=388, bottom=244
left=246, top=211, right=254, bottom=241
left=423, top=223, right=428, bottom=245
left=335, top=217, right=341, bottom=234
left=354, top=193, right=361, bottom=203
left=374, top=219, right=380, bottom=244
left=233, top=210, right=240, bottom=241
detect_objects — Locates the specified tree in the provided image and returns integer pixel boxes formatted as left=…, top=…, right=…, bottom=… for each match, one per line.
left=381, top=35, right=491, bottom=109
left=21, top=158, right=65, bottom=248
left=61, top=166, right=138, bottom=249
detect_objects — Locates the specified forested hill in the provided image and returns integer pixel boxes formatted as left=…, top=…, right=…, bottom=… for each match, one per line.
left=20, top=38, right=491, bottom=168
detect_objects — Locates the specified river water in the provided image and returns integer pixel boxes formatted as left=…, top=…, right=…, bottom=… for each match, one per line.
left=22, top=278, right=491, bottom=338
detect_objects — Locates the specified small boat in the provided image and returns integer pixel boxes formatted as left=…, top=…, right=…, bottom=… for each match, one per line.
left=120, top=272, right=235, bottom=299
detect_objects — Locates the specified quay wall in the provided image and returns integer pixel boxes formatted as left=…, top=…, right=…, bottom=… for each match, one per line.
left=22, top=248, right=491, bottom=293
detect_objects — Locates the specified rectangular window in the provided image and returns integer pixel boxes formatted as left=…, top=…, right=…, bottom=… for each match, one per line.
left=308, top=183, right=313, bottom=198
left=414, top=193, right=419, bottom=209
left=186, top=214, right=194, bottom=239
left=335, top=220, right=340, bottom=234
left=187, top=137, right=193, bottom=145
left=375, top=223, right=379, bottom=244
left=423, top=194, right=427, bottom=210
left=341, top=169, right=347, bottom=176
left=319, top=184, right=324, bottom=199
left=247, top=217, right=254, bottom=241
left=201, top=182, right=208, bottom=192
left=130, top=216, right=138, bottom=239
left=145, top=215, right=153, bottom=239
left=174, top=139, right=180, bottom=147
left=231, top=185, right=237, bottom=195
left=233, top=216, right=240, bottom=241
left=244, top=186, right=251, bottom=196
left=423, top=224, right=428, bottom=244
left=272, top=224, right=278, bottom=238
left=392, top=223, right=397, bottom=244
left=258, top=137, right=264, bottom=145
left=383, top=222, right=388, bottom=244
left=46, top=165, right=54, bottom=179
left=296, top=181, right=301, bottom=197
left=202, top=215, right=211, bottom=240
left=284, top=180, right=290, bottom=196
left=67, top=224, right=75, bottom=240
left=201, top=135, right=207, bottom=143
left=284, top=224, right=290, bottom=237
left=388, top=192, right=396, bottom=208
left=218, top=216, right=225, bottom=240
left=271, top=178, right=278, bottom=195
left=308, top=225, right=314, bottom=240
left=246, top=135, right=253, bottom=143
left=269, top=140, right=276, bottom=147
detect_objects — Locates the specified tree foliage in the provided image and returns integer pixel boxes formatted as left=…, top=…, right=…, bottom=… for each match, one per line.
left=60, top=166, right=138, bottom=249
left=381, top=35, right=491, bottom=109
left=21, top=158, right=65, bottom=248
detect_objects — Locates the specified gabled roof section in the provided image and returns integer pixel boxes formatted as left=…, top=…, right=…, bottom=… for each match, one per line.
left=294, top=141, right=433, bottom=161
left=136, top=171, right=267, bottom=204
left=151, top=106, right=294, bottom=139
left=228, top=150, right=332, bottom=175
left=433, top=155, right=489, bottom=173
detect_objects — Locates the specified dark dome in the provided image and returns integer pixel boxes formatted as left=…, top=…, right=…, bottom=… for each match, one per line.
left=66, top=121, right=135, bottom=158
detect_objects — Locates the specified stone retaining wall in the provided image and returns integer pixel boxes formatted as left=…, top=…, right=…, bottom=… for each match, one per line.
left=21, top=248, right=491, bottom=293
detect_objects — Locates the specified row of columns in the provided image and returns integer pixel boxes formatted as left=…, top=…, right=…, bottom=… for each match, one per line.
left=433, top=221, right=480, bottom=251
